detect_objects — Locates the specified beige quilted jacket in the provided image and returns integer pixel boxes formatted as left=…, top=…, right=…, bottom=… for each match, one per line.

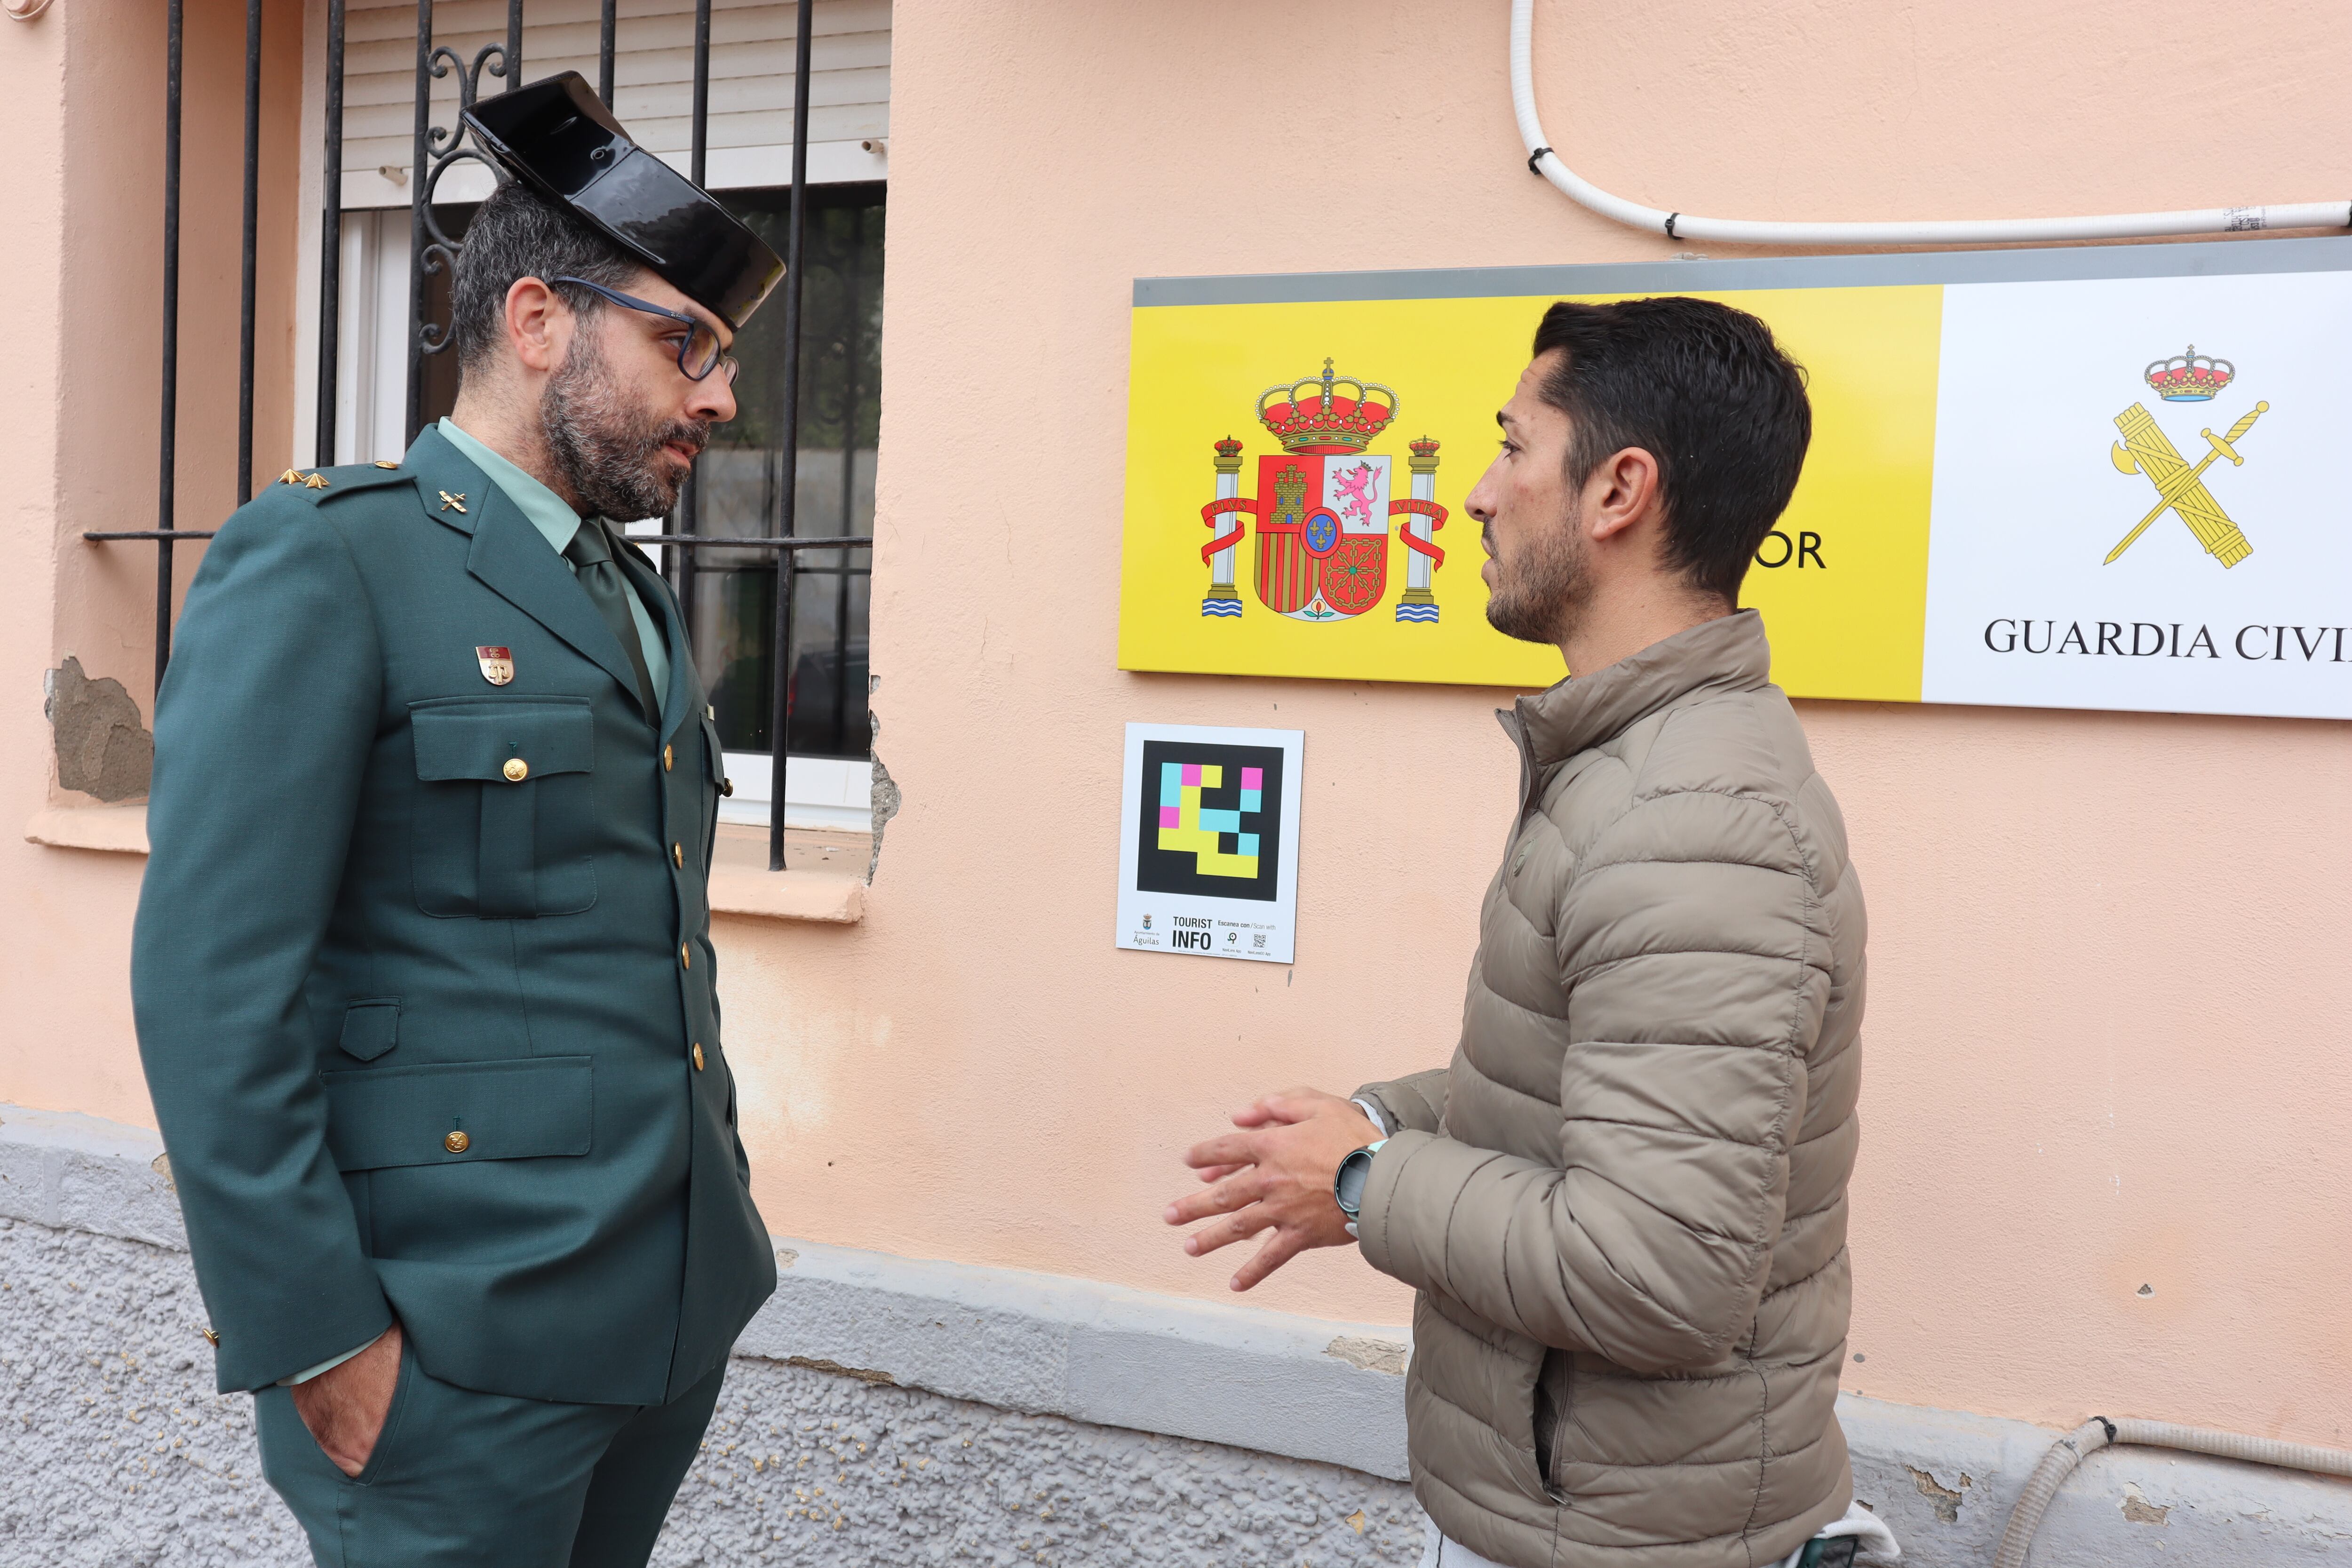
left=1355, top=611, right=1863, bottom=1568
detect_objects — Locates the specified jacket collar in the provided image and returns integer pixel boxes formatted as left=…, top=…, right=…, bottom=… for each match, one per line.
left=403, top=424, right=660, bottom=723
left=403, top=423, right=489, bottom=538
left=1506, top=609, right=1774, bottom=770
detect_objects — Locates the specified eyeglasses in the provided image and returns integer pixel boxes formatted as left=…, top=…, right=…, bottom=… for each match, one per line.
left=548, top=275, right=739, bottom=384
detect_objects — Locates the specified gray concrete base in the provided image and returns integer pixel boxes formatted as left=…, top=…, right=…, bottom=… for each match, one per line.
left=677, top=1358, right=1423, bottom=1566
left=0, top=1213, right=1422, bottom=1567
left=6, top=1102, right=2350, bottom=1567
left=1841, top=1396, right=2352, bottom=1567
left=746, top=1234, right=1412, bottom=1481
left=0, top=1215, right=301, bottom=1566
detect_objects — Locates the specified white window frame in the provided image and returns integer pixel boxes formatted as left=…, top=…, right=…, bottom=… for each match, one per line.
left=291, top=2, right=885, bottom=836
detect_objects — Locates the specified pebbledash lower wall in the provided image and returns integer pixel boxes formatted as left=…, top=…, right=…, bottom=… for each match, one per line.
left=2, top=1106, right=2346, bottom=1568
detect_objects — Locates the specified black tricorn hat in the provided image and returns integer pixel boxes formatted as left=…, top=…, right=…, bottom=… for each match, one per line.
left=463, top=72, right=783, bottom=330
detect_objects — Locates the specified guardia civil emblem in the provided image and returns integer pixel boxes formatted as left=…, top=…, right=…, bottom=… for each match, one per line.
left=2106, top=345, right=2268, bottom=568
left=476, top=645, right=515, bottom=685
left=1196, top=360, right=1448, bottom=623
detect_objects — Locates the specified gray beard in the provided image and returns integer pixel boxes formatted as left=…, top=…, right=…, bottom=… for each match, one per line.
left=1484, top=503, right=1593, bottom=645
left=541, top=334, right=704, bottom=523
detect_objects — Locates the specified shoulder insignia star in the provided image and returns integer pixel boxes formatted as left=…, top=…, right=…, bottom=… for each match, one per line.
left=277, top=469, right=306, bottom=486
left=303, top=473, right=331, bottom=489
left=374, top=460, right=400, bottom=470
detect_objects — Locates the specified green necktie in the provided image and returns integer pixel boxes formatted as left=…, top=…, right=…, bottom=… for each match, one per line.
left=562, top=518, right=661, bottom=722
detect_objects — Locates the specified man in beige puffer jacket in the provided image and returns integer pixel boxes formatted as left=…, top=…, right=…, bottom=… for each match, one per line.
left=1169, top=297, right=1873, bottom=1568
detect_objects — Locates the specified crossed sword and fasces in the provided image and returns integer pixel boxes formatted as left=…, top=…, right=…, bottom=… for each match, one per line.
left=2106, top=400, right=2268, bottom=566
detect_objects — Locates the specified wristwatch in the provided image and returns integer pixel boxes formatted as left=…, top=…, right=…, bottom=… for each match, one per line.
left=1334, top=1139, right=1388, bottom=1226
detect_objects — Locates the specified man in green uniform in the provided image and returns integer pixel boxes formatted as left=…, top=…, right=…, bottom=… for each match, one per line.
left=131, top=74, right=783, bottom=1566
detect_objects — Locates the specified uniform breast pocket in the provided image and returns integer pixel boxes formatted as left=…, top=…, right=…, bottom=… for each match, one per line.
left=409, top=697, right=598, bottom=918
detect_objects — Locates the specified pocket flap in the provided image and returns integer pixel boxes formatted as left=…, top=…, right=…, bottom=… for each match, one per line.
left=411, top=698, right=594, bottom=782
left=320, top=1057, right=592, bottom=1171
left=337, top=999, right=401, bottom=1062
left=701, top=716, right=728, bottom=784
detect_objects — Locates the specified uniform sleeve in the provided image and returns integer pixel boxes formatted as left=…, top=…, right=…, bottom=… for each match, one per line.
left=1354, top=789, right=1822, bottom=1374
left=131, top=494, right=395, bottom=1392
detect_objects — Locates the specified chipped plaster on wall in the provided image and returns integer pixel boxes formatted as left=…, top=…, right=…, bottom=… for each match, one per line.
left=46, top=657, right=153, bottom=804
left=1907, top=1466, right=1973, bottom=1525
left=864, top=690, right=900, bottom=884
left=1325, top=1337, right=1410, bottom=1377
left=2119, top=1481, right=2173, bottom=1526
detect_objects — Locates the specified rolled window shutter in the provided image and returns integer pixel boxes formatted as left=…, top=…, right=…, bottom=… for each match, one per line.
left=337, top=0, right=890, bottom=209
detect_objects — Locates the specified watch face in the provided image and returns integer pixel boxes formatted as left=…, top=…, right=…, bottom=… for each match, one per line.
left=1335, top=1147, right=1374, bottom=1216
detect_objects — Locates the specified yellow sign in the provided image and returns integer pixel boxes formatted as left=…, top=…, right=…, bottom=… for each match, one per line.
left=1125, top=249, right=2352, bottom=720
left=1120, top=285, right=1943, bottom=700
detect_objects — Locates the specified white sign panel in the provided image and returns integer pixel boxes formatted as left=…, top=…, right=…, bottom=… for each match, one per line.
left=1924, top=268, right=2352, bottom=719
left=1115, top=723, right=1303, bottom=964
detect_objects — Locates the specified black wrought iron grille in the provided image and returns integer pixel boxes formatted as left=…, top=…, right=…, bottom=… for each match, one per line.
left=91, top=0, right=871, bottom=875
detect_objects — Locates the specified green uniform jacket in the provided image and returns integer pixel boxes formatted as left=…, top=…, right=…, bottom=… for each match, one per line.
left=131, top=425, right=776, bottom=1404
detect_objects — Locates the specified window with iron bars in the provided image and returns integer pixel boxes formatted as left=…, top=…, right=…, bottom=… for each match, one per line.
left=407, top=183, right=884, bottom=836
left=97, top=0, right=883, bottom=873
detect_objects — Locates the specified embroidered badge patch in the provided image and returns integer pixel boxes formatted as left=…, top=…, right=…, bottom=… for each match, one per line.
left=476, top=646, right=515, bottom=686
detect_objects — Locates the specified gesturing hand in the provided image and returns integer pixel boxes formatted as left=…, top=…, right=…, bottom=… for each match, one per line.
left=289, top=1322, right=402, bottom=1477
left=1164, top=1088, right=1380, bottom=1291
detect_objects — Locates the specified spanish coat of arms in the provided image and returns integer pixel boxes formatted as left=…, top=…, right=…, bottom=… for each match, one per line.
left=1196, top=360, right=1448, bottom=623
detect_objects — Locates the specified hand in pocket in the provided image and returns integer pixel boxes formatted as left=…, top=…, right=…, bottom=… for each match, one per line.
left=289, top=1322, right=403, bottom=1477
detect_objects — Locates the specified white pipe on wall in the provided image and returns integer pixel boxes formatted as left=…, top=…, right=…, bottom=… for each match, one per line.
left=1994, top=1417, right=2352, bottom=1568
left=1509, top=0, right=2351, bottom=248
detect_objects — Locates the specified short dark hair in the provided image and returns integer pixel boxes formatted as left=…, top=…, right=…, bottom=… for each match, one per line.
left=450, top=179, right=646, bottom=371
left=1530, top=296, right=1812, bottom=603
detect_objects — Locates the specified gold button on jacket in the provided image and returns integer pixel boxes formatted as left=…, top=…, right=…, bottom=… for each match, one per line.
left=691, top=1043, right=705, bottom=1071
left=502, top=757, right=529, bottom=782
left=444, top=1130, right=470, bottom=1154
left=662, top=744, right=674, bottom=772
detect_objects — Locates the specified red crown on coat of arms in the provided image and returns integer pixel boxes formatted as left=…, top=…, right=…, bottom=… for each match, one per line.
left=1256, top=359, right=1398, bottom=454
left=2144, top=344, right=2234, bottom=402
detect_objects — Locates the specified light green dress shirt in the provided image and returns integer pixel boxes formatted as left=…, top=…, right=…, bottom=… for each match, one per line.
left=278, top=419, right=678, bottom=1390
left=437, top=417, right=670, bottom=715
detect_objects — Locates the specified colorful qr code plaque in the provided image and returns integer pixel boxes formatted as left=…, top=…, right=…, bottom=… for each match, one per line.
left=1116, top=723, right=1304, bottom=963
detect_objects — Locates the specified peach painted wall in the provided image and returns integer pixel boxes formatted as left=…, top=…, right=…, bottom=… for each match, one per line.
left=4, top=0, right=2349, bottom=1456
left=53, top=0, right=305, bottom=725
left=736, top=0, right=2352, bottom=1449
left=0, top=0, right=306, bottom=1121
